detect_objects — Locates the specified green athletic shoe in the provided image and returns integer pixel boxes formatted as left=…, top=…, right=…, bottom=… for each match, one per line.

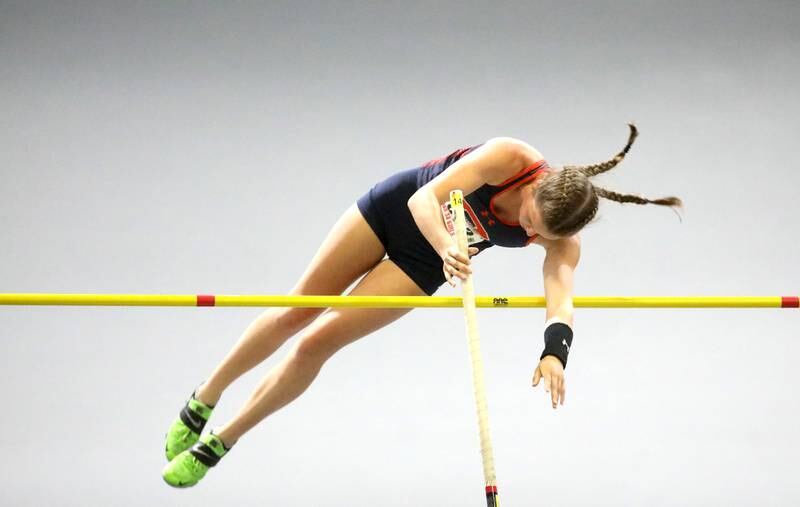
left=162, top=432, right=231, bottom=488
left=164, top=388, right=215, bottom=461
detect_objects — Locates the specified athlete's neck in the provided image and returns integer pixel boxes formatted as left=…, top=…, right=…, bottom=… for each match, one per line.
left=492, top=182, right=534, bottom=224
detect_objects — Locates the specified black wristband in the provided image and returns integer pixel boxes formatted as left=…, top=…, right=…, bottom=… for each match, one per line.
left=540, top=322, right=573, bottom=369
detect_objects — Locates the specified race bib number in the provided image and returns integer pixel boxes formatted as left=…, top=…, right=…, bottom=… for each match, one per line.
left=440, top=200, right=489, bottom=246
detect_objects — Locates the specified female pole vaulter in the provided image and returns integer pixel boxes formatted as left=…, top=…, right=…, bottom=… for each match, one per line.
left=162, top=124, right=683, bottom=487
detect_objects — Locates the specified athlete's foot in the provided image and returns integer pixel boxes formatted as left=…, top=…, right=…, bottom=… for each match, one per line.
left=164, top=386, right=216, bottom=461
left=162, top=431, right=232, bottom=488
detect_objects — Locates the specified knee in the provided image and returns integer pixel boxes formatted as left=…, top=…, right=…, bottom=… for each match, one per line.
left=274, top=307, right=321, bottom=333
left=291, top=330, right=341, bottom=366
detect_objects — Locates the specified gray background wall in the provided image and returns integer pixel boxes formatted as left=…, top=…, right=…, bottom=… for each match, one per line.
left=1, top=1, right=798, bottom=505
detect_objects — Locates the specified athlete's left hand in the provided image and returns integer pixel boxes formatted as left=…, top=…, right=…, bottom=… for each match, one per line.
left=532, top=355, right=565, bottom=409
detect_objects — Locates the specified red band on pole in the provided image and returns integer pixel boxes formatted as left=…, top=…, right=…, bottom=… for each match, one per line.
left=197, top=295, right=216, bottom=307
left=485, top=485, right=498, bottom=494
left=781, top=296, right=799, bottom=308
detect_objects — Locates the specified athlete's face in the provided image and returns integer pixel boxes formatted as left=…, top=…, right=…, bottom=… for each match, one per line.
left=519, top=182, right=561, bottom=241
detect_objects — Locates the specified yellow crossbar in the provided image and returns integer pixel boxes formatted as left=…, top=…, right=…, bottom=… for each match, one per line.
left=0, top=294, right=797, bottom=308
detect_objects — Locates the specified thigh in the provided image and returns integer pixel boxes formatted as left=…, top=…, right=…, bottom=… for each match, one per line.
left=261, top=202, right=387, bottom=331
left=289, top=202, right=387, bottom=296
left=293, top=258, right=427, bottom=359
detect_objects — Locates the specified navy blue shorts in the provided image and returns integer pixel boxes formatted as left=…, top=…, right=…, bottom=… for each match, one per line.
left=356, top=167, right=446, bottom=296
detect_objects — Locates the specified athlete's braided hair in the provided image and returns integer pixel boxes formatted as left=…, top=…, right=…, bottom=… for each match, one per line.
left=535, top=123, right=683, bottom=237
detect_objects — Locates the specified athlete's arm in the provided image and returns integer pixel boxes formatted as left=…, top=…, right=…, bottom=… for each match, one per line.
left=532, top=234, right=581, bottom=408
left=408, top=137, right=539, bottom=260
left=542, top=235, right=580, bottom=328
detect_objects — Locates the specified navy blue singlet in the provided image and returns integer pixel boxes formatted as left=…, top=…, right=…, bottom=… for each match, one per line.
left=356, top=145, right=551, bottom=295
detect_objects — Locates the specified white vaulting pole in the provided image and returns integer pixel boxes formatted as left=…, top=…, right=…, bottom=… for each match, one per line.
left=450, top=190, right=500, bottom=507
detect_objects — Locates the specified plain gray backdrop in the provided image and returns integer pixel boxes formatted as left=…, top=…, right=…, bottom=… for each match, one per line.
left=1, top=1, right=798, bottom=506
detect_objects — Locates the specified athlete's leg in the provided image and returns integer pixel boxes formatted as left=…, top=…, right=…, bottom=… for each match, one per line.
left=196, top=203, right=386, bottom=406
left=213, top=258, right=426, bottom=447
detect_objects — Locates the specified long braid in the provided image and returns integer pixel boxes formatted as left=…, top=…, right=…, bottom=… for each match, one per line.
left=594, top=186, right=683, bottom=208
left=584, top=123, right=683, bottom=209
left=535, top=123, right=684, bottom=237
left=566, top=123, right=639, bottom=177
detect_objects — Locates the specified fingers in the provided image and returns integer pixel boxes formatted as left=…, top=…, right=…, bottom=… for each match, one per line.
left=451, top=250, right=471, bottom=264
left=444, top=256, right=472, bottom=280
left=443, top=259, right=470, bottom=281
left=543, top=373, right=559, bottom=409
left=447, top=253, right=472, bottom=273
left=549, top=375, right=566, bottom=408
left=533, top=366, right=566, bottom=409
left=442, top=263, right=456, bottom=287
left=442, top=245, right=476, bottom=284
left=443, top=263, right=458, bottom=285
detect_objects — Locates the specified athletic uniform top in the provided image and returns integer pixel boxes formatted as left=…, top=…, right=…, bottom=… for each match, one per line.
left=356, top=143, right=552, bottom=295
left=417, top=144, right=552, bottom=254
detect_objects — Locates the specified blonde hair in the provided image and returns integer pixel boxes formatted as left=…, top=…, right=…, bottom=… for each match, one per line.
left=535, top=124, right=683, bottom=237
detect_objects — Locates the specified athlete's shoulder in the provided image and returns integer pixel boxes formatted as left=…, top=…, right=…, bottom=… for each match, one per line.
left=478, top=137, right=546, bottom=185
left=483, top=137, right=544, bottom=162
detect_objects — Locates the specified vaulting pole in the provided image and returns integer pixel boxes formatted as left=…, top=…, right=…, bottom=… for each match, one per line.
left=450, top=189, right=500, bottom=506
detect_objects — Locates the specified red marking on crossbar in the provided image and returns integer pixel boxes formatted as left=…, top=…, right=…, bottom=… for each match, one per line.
left=485, top=485, right=498, bottom=494
left=782, top=296, right=799, bottom=308
left=197, top=295, right=216, bottom=306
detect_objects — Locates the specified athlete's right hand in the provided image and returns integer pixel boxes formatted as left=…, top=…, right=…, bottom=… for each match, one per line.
left=441, top=245, right=479, bottom=286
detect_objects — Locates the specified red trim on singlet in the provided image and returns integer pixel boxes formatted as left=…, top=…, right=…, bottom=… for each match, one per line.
left=489, top=164, right=550, bottom=227
left=420, top=156, right=444, bottom=168
left=420, top=147, right=473, bottom=169
left=494, top=159, right=548, bottom=187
